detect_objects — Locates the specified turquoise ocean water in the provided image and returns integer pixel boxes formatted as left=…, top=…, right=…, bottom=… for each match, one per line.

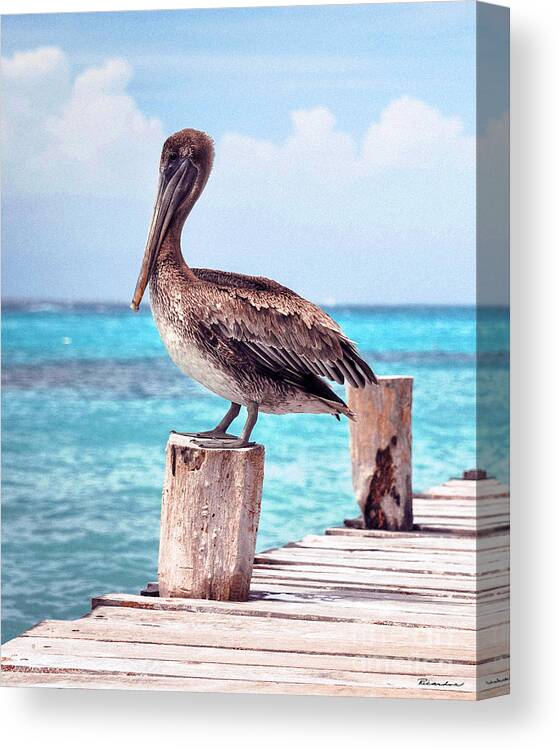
left=1, top=304, right=509, bottom=643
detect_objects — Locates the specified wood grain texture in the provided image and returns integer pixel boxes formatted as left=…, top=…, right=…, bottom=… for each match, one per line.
left=413, top=477, right=510, bottom=535
left=1, top=475, right=510, bottom=701
left=347, top=377, right=413, bottom=530
left=158, top=433, right=264, bottom=600
left=0, top=636, right=510, bottom=678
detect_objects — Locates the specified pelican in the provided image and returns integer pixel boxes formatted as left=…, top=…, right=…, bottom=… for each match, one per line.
left=131, top=128, right=377, bottom=448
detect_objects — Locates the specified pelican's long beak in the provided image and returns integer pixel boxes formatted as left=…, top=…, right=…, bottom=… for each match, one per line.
left=130, top=157, right=196, bottom=311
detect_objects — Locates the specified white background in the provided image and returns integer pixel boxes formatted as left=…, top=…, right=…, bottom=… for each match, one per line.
left=1, top=0, right=557, bottom=747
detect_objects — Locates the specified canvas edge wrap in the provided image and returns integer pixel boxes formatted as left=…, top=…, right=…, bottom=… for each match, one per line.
left=476, top=0, right=510, bottom=699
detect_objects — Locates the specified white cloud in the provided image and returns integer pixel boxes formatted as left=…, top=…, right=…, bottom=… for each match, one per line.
left=362, top=96, right=473, bottom=169
left=1, top=47, right=71, bottom=156
left=2, top=47, right=479, bottom=303
left=2, top=48, right=163, bottom=198
left=2, top=45, right=68, bottom=82
left=210, top=96, right=474, bottom=230
left=2, top=48, right=473, bottom=209
left=194, top=97, right=477, bottom=303
left=218, top=96, right=473, bottom=182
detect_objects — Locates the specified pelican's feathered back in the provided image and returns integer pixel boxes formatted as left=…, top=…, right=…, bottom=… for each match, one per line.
left=191, top=268, right=377, bottom=389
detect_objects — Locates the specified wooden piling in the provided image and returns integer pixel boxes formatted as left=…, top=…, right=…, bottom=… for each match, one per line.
left=158, top=433, right=264, bottom=601
left=347, top=376, right=413, bottom=531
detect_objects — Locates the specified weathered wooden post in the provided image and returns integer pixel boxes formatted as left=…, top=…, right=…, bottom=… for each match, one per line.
left=158, top=433, right=264, bottom=601
left=347, top=376, right=413, bottom=530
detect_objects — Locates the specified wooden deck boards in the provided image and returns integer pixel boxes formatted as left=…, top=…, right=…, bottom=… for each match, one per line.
left=1, top=488, right=510, bottom=700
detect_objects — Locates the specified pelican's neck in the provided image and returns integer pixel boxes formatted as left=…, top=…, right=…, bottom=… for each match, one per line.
left=155, top=161, right=211, bottom=280
left=155, top=220, right=197, bottom=280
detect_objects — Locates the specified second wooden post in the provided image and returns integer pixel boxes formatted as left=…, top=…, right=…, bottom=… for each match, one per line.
left=158, top=433, right=264, bottom=601
left=347, top=376, right=413, bottom=531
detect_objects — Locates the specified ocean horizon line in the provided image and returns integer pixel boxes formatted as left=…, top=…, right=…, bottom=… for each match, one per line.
left=1, top=298, right=508, bottom=312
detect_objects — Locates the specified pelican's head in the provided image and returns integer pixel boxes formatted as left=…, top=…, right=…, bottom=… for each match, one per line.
left=131, top=128, right=214, bottom=311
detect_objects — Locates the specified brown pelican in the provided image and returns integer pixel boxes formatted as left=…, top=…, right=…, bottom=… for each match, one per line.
left=131, top=128, right=377, bottom=447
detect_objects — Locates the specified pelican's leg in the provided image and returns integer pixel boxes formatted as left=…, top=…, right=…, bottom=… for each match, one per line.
left=193, top=402, right=259, bottom=449
left=172, top=402, right=241, bottom=439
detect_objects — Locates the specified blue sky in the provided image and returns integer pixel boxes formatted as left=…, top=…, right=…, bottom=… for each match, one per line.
left=1, top=2, right=507, bottom=304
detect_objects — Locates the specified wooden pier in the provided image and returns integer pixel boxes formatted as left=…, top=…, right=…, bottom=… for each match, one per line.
left=1, top=380, right=510, bottom=700
left=1, top=475, right=509, bottom=700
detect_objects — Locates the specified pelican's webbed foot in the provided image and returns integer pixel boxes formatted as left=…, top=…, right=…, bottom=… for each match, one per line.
left=171, top=429, right=237, bottom=440
left=181, top=402, right=259, bottom=450
left=192, top=438, right=255, bottom=449
left=170, top=403, right=242, bottom=442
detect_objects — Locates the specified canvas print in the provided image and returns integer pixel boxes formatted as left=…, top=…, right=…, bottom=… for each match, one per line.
left=1, top=1, right=510, bottom=699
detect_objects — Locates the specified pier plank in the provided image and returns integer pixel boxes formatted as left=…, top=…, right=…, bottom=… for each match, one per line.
left=1, top=637, right=510, bottom=678
left=413, top=500, right=510, bottom=515
left=254, top=549, right=507, bottom=576
left=319, top=530, right=510, bottom=550
left=20, top=610, right=488, bottom=662
left=114, top=586, right=510, bottom=619
left=248, top=581, right=510, bottom=606
left=91, top=592, right=508, bottom=630
left=3, top=669, right=506, bottom=700
left=2, top=649, right=512, bottom=697
left=250, top=564, right=509, bottom=593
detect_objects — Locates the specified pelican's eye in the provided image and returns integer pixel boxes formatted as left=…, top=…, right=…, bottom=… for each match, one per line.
left=168, top=153, right=178, bottom=163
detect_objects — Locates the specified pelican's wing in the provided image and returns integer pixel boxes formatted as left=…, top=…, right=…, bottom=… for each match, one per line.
left=191, top=269, right=377, bottom=388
